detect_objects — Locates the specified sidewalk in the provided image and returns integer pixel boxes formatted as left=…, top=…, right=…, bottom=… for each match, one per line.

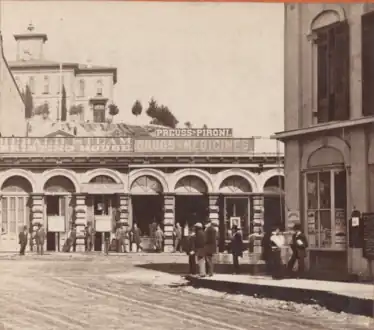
left=185, top=274, right=374, bottom=318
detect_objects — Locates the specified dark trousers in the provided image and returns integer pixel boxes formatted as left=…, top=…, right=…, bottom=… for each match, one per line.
left=205, top=254, right=214, bottom=276
left=36, top=243, right=44, bottom=255
left=19, top=243, right=27, bottom=255
left=117, top=239, right=126, bottom=253
left=269, top=249, right=283, bottom=279
left=188, top=254, right=196, bottom=274
left=232, top=254, right=240, bottom=273
left=174, top=238, right=182, bottom=252
left=287, top=250, right=306, bottom=275
left=85, top=238, right=93, bottom=252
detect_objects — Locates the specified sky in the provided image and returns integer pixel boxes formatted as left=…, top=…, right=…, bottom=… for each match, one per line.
left=0, top=1, right=284, bottom=148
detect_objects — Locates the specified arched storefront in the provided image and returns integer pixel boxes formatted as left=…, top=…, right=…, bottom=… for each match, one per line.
left=304, top=146, right=347, bottom=275
left=174, top=175, right=209, bottom=230
left=0, top=176, right=33, bottom=251
left=130, top=175, right=164, bottom=248
left=218, top=175, right=252, bottom=248
left=43, top=175, right=76, bottom=252
left=263, top=175, right=285, bottom=232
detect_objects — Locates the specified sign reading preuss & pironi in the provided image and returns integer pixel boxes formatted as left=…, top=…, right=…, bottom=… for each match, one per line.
left=0, top=137, right=254, bottom=154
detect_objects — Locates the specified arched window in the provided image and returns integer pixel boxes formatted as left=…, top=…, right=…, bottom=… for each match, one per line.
left=43, top=76, right=49, bottom=94
left=79, top=79, right=85, bottom=97
left=96, top=80, right=103, bottom=96
left=29, top=76, right=35, bottom=94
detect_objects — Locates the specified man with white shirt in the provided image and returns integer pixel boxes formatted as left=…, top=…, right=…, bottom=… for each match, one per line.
left=269, top=226, right=286, bottom=279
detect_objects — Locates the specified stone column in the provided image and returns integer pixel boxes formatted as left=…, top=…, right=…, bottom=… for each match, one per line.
left=118, top=194, right=130, bottom=249
left=30, top=194, right=44, bottom=252
left=252, top=195, right=264, bottom=255
left=74, top=193, right=87, bottom=252
left=208, top=194, right=220, bottom=227
left=163, top=194, right=175, bottom=252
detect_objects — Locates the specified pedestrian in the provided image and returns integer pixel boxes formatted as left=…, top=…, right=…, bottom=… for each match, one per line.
left=231, top=225, right=243, bottom=274
left=204, top=220, right=217, bottom=277
left=84, top=222, right=94, bottom=252
left=173, top=223, right=182, bottom=253
left=185, top=226, right=197, bottom=274
left=261, top=230, right=272, bottom=275
left=155, top=225, right=164, bottom=253
left=118, top=224, right=127, bottom=253
left=18, top=225, right=28, bottom=256
left=149, top=220, right=157, bottom=251
left=287, top=223, right=308, bottom=278
left=130, top=223, right=142, bottom=252
left=115, top=224, right=122, bottom=252
left=269, top=226, right=286, bottom=279
left=35, top=223, right=46, bottom=255
left=194, top=222, right=206, bottom=277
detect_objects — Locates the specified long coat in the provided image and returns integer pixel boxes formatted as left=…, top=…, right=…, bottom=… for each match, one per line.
left=204, top=226, right=217, bottom=255
left=195, top=229, right=205, bottom=257
left=19, top=231, right=28, bottom=245
left=36, top=228, right=46, bottom=245
left=231, top=230, right=243, bottom=257
left=131, top=228, right=142, bottom=245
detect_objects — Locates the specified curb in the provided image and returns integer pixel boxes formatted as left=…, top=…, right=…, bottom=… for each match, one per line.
left=185, top=276, right=374, bottom=318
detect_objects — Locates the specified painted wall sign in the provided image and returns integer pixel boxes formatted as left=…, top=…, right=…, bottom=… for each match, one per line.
left=47, top=216, right=66, bottom=232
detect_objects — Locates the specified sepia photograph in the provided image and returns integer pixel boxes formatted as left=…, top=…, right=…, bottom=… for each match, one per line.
left=0, top=0, right=372, bottom=329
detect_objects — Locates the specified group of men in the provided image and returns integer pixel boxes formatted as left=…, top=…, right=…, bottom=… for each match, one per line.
left=18, top=223, right=46, bottom=255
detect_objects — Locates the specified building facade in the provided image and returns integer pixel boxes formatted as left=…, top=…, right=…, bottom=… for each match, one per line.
left=275, top=3, right=374, bottom=279
left=9, top=24, right=117, bottom=123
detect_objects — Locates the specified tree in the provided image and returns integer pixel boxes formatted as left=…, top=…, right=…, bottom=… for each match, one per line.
left=33, top=103, right=50, bottom=118
left=184, top=121, right=192, bottom=128
left=146, top=98, right=179, bottom=128
left=108, top=103, right=119, bottom=122
left=69, top=104, right=84, bottom=117
left=131, top=100, right=143, bottom=117
left=61, top=85, right=67, bottom=121
left=24, top=85, right=33, bottom=119
left=202, top=124, right=208, bottom=129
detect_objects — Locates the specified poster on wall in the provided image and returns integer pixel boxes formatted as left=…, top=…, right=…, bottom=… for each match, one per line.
left=95, top=215, right=112, bottom=232
left=230, top=217, right=241, bottom=229
left=335, top=210, right=347, bottom=249
left=47, top=216, right=65, bottom=232
left=306, top=211, right=316, bottom=247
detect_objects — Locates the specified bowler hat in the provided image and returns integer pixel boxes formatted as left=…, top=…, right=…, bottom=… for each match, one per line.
left=194, top=222, right=203, bottom=228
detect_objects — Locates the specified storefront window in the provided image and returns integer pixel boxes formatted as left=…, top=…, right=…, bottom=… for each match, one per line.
left=305, top=169, right=347, bottom=250
left=94, top=195, right=112, bottom=216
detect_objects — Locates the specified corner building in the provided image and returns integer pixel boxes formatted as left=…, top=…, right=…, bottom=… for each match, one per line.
left=0, top=124, right=284, bottom=253
left=275, top=3, right=374, bottom=279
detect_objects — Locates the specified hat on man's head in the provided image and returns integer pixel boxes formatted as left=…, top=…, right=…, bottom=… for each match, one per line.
left=293, top=223, right=302, bottom=231
left=194, top=222, right=203, bottom=228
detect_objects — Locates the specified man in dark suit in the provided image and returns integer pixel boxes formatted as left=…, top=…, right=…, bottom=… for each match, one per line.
left=19, top=225, right=28, bottom=255
left=35, top=223, right=46, bottom=255
left=194, top=222, right=206, bottom=276
left=287, top=223, right=308, bottom=277
left=185, top=225, right=197, bottom=274
left=204, top=219, right=218, bottom=277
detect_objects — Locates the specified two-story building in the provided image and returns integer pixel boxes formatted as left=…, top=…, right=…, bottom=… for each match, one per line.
left=9, top=24, right=117, bottom=123
left=274, top=3, right=374, bottom=280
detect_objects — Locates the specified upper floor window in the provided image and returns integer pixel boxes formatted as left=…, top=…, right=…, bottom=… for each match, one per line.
left=79, top=79, right=85, bottom=97
left=96, top=80, right=103, bottom=96
left=57, top=76, right=65, bottom=94
left=314, top=21, right=350, bottom=123
left=28, top=76, right=35, bottom=94
left=43, top=76, right=49, bottom=94
left=93, top=104, right=105, bottom=123
left=362, top=12, right=374, bottom=116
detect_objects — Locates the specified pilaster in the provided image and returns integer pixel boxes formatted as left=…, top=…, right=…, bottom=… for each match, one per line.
left=74, top=193, right=87, bottom=252
left=118, top=194, right=130, bottom=249
left=208, top=194, right=220, bottom=227
left=163, top=194, right=175, bottom=252
left=252, top=195, right=264, bottom=254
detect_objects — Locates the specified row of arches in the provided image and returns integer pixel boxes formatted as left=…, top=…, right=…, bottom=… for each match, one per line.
left=0, top=168, right=285, bottom=195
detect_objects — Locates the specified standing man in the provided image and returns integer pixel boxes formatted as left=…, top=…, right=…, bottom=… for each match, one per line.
left=204, top=220, right=217, bottom=277
left=173, top=223, right=182, bottom=253
left=118, top=224, right=127, bottom=253
left=85, top=222, right=94, bottom=252
left=194, top=223, right=206, bottom=277
left=185, top=225, right=197, bottom=274
left=18, top=225, right=28, bottom=256
left=130, top=223, right=142, bottom=252
left=287, top=223, right=308, bottom=277
left=149, top=220, right=157, bottom=251
left=231, top=225, right=243, bottom=274
left=35, top=224, right=46, bottom=255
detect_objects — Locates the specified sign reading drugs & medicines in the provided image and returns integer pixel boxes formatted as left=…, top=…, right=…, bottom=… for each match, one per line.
left=0, top=137, right=254, bottom=155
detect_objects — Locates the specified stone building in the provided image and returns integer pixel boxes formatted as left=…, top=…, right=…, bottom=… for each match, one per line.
left=274, top=3, right=374, bottom=279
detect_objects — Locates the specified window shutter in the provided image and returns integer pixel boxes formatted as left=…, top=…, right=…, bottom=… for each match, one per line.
left=332, top=21, right=350, bottom=121
left=362, top=13, right=374, bottom=116
left=317, top=30, right=330, bottom=123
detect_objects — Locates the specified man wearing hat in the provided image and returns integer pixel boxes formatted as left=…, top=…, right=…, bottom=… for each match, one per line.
left=18, top=225, right=28, bottom=256
left=185, top=225, right=197, bottom=274
left=287, top=223, right=308, bottom=277
left=204, top=219, right=218, bottom=277
left=194, top=222, right=206, bottom=276
left=35, top=223, right=46, bottom=255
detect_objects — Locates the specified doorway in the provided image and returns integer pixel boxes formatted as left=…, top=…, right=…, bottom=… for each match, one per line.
left=263, top=195, right=285, bottom=232
left=45, top=195, right=66, bottom=252
left=175, top=195, right=209, bottom=232
left=94, top=232, right=103, bottom=251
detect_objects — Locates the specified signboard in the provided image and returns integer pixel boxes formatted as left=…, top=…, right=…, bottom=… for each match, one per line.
left=81, top=183, right=124, bottom=194
left=95, top=215, right=112, bottom=232
left=334, top=209, right=347, bottom=249
left=230, top=217, right=241, bottom=229
left=154, top=128, right=233, bottom=138
left=0, top=137, right=132, bottom=154
left=47, top=216, right=65, bottom=232
left=134, top=138, right=254, bottom=154
left=362, top=213, right=374, bottom=260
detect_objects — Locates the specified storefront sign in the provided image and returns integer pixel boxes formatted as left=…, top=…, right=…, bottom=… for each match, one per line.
left=47, top=216, right=65, bottom=232
left=334, top=210, right=347, bottom=249
left=81, top=183, right=124, bottom=194
left=362, top=213, right=374, bottom=260
left=0, top=137, right=132, bottom=154
left=95, top=215, right=112, bottom=232
left=134, top=138, right=254, bottom=154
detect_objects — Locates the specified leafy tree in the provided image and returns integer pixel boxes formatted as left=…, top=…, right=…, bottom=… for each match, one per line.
left=131, top=100, right=143, bottom=117
left=33, top=103, right=50, bottom=118
left=61, top=85, right=67, bottom=121
left=184, top=121, right=192, bottom=128
left=24, top=85, right=33, bottom=119
left=108, top=103, right=119, bottom=122
left=202, top=124, right=208, bottom=129
left=146, top=98, right=179, bottom=128
left=69, top=104, right=84, bottom=116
